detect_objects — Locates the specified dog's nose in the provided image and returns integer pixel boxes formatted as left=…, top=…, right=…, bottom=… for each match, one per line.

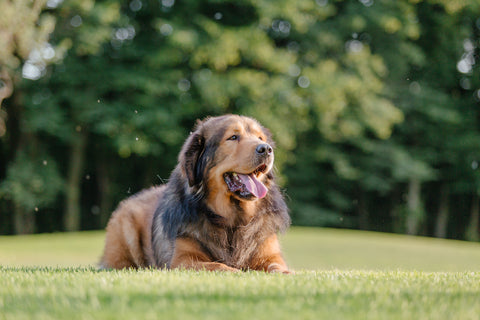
left=256, top=143, right=273, bottom=155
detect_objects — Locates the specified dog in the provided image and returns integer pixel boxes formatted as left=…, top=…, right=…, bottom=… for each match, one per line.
left=100, top=115, right=291, bottom=273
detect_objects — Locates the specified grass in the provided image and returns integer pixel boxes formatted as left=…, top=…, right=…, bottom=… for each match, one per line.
left=1, top=227, right=480, bottom=319
left=1, top=268, right=479, bottom=320
left=2, top=227, right=480, bottom=271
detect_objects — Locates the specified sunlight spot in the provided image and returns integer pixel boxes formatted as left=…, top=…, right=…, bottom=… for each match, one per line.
left=214, top=12, right=223, bottom=20
left=346, top=40, right=363, bottom=53
left=178, top=78, right=191, bottom=92
left=460, top=78, right=471, bottom=90
left=70, top=15, right=83, bottom=28
left=46, top=0, right=63, bottom=9
left=272, top=20, right=291, bottom=35
left=129, top=0, right=142, bottom=12
left=90, top=206, right=100, bottom=216
left=194, top=68, right=212, bottom=83
left=457, top=59, right=471, bottom=74
left=463, top=39, right=475, bottom=52
left=91, top=206, right=100, bottom=215
left=22, top=62, right=42, bottom=80
left=162, top=0, right=174, bottom=8
left=359, top=0, right=374, bottom=7
left=298, top=76, right=310, bottom=88
left=160, top=24, right=173, bottom=36
left=288, top=64, right=301, bottom=77
left=42, top=45, right=55, bottom=60
left=114, top=26, right=136, bottom=41
left=316, top=0, right=328, bottom=7
left=287, top=41, right=300, bottom=53
left=409, top=81, right=421, bottom=95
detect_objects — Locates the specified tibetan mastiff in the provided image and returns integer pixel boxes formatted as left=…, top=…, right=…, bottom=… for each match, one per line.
left=100, top=115, right=291, bottom=273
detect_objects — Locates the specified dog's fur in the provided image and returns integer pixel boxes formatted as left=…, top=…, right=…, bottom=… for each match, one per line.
left=100, top=115, right=291, bottom=273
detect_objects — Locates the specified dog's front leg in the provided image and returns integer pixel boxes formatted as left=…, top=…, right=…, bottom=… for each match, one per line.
left=249, top=234, right=293, bottom=274
left=170, top=237, right=240, bottom=272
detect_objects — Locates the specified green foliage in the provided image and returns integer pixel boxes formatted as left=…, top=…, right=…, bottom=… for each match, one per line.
left=1, top=0, right=480, bottom=239
left=0, top=0, right=55, bottom=70
left=0, top=151, right=63, bottom=212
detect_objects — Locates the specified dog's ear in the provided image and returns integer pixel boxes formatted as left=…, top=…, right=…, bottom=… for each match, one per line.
left=179, top=130, right=205, bottom=187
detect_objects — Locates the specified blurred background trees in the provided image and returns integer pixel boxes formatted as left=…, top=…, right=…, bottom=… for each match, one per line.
left=0, top=0, right=479, bottom=240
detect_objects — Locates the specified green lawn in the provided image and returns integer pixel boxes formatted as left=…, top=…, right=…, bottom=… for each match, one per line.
left=1, top=227, right=480, bottom=271
left=1, top=227, right=480, bottom=319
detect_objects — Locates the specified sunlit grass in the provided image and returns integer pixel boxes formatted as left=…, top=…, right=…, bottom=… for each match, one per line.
left=281, top=227, right=480, bottom=272
left=0, top=231, right=104, bottom=267
left=1, top=267, right=479, bottom=320
left=1, top=227, right=480, bottom=271
left=1, top=228, right=480, bottom=319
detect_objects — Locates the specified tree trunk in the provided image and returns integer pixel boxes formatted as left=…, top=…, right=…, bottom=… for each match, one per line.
left=13, top=203, right=35, bottom=234
left=406, top=178, right=423, bottom=235
left=97, top=154, right=113, bottom=228
left=7, top=91, right=33, bottom=234
left=466, top=193, right=479, bottom=242
left=357, top=189, right=369, bottom=230
left=64, top=130, right=88, bottom=232
left=434, top=185, right=449, bottom=238
left=390, top=188, right=403, bottom=233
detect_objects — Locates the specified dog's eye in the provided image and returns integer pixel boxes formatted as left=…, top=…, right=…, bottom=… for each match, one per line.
left=227, top=135, right=239, bottom=141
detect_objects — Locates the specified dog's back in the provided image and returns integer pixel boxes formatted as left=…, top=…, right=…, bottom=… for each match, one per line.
left=100, top=185, right=166, bottom=269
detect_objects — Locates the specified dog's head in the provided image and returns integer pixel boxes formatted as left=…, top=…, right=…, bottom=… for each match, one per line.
left=179, top=115, right=275, bottom=204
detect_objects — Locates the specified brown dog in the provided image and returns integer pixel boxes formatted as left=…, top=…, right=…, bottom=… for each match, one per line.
left=100, top=115, right=291, bottom=273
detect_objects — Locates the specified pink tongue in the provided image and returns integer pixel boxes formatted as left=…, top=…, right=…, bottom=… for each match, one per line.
left=238, top=174, right=268, bottom=199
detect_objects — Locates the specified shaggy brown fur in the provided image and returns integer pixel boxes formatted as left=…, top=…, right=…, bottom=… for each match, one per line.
left=100, top=115, right=291, bottom=273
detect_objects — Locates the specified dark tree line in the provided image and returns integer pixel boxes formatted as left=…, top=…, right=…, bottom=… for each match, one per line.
left=0, top=0, right=479, bottom=241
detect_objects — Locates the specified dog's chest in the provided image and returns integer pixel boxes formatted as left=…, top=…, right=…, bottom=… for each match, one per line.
left=202, top=227, right=260, bottom=269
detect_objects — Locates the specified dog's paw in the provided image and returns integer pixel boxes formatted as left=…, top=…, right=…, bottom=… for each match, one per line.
left=267, top=263, right=294, bottom=274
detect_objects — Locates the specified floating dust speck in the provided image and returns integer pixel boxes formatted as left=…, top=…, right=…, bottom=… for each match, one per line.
left=472, top=161, right=478, bottom=170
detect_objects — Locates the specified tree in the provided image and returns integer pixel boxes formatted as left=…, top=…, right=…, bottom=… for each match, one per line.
left=0, top=0, right=121, bottom=233
left=0, top=0, right=58, bottom=233
left=1, top=0, right=480, bottom=242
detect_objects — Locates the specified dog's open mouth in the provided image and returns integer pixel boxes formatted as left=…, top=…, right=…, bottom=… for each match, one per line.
left=223, top=164, right=268, bottom=199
